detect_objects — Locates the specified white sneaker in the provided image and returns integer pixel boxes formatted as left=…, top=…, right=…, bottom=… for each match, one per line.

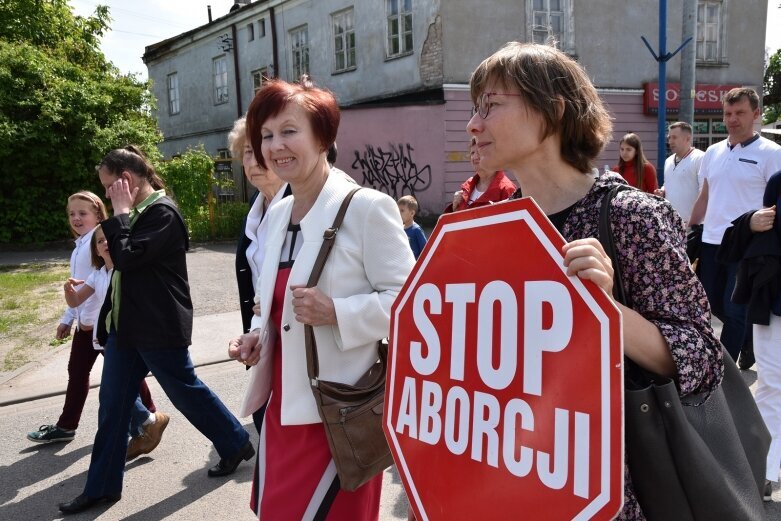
left=764, top=480, right=774, bottom=502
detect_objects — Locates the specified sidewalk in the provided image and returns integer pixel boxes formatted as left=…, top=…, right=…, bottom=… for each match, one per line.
left=0, top=311, right=242, bottom=407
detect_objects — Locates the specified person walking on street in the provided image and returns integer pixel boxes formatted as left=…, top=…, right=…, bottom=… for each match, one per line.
left=58, top=146, right=254, bottom=516
left=466, top=41, right=723, bottom=520
left=229, top=115, right=289, bottom=435
left=690, top=87, right=781, bottom=366
left=613, top=132, right=658, bottom=194
left=229, top=76, right=414, bottom=520
left=27, top=191, right=161, bottom=450
left=444, top=136, right=516, bottom=213
left=655, top=121, right=705, bottom=225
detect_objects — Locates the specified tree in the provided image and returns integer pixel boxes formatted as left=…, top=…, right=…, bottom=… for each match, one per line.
left=0, top=0, right=161, bottom=243
left=764, top=49, right=781, bottom=124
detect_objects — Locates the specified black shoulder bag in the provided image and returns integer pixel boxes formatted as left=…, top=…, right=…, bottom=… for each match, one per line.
left=600, top=185, right=770, bottom=521
left=303, top=188, right=393, bottom=497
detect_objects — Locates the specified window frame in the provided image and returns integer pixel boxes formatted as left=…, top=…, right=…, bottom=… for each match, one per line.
left=167, top=72, right=180, bottom=115
left=251, top=67, right=267, bottom=95
left=332, top=7, right=357, bottom=73
left=696, top=0, right=728, bottom=65
left=247, top=22, right=255, bottom=42
left=525, top=0, right=574, bottom=55
left=213, top=55, right=229, bottom=105
left=259, top=18, right=266, bottom=37
left=385, top=0, right=413, bottom=59
left=289, top=25, right=310, bottom=80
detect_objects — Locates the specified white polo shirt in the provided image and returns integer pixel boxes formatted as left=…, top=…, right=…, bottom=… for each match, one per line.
left=700, top=134, right=781, bottom=245
left=663, top=147, right=705, bottom=223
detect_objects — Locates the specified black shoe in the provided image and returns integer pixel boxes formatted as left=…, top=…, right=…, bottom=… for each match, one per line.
left=58, top=493, right=121, bottom=515
left=207, top=440, right=255, bottom=477
left=738, top=347, right=755, bottom=370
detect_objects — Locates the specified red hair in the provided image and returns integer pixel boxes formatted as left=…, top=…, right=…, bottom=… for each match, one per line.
left=246, top=76, right=340, bottom=169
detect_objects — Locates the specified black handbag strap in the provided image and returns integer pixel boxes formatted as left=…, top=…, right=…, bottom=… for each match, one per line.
left=599, top=184, right=657, bottom=385
left=304, top=188, right=361, bottom=383
left=598, top=184, right=635, bottom=308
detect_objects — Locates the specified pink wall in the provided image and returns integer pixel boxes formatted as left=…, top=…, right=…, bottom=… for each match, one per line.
left=597, top=91, right=663, bottom=173
left=334, top=104, right=446, bottom=216
left=333, top=89, right=663, bottom=217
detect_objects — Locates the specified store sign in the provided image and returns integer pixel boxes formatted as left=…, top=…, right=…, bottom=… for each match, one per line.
left=643, top=83, right=741, bottom=114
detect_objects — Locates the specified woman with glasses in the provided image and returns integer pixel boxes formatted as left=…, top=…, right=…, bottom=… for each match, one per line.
left=466, top=42, right=723, bottom=520
left=443, top=136, right=516, bottom=213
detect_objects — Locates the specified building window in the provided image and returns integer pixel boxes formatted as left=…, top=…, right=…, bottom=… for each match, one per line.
left=693, top=118, right=728, bottom=149
left=213, top=56, right=228, bottom=104
left=525, top=0, right=574, bottom=54
left=259, top=18, right=266, bottom=37
left=386, top=0, right=412, bottom=58
left=696, top=1, right=724, bottom=63
left=247, top=23, right=255, bottom=41
left=252, top=68, right=268, bottom=95
left=290, top=25, right=309, bottom=79
left=167, top=72, right=179, bottom=115
left=332, top=8, right=356, bottom=72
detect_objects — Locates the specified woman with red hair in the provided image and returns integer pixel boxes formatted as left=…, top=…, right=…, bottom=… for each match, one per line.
left=230, top=77, right=414, bottom=520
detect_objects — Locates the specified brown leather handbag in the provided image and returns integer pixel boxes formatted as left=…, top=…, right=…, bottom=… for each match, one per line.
left=303, top=187, right=393, bottom=492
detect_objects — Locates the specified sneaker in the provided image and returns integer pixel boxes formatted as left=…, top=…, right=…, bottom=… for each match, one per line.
left=764, top=480, right=773, bottom=502
left=738, top=347, right=755, bottom=370
left=27, top=424, right=75, bottom=443
left=126, top=412, right=169, bottom=461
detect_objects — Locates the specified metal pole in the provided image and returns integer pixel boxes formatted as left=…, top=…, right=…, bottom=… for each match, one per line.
left=679, top=0, right=697, bottom=128
left=657, top=0, right=668, bottom=183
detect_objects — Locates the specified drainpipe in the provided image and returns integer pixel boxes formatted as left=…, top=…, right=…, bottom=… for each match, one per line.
left=231, top=23, right=242, bottom=118
left=270, top=6, right=278, bottom=78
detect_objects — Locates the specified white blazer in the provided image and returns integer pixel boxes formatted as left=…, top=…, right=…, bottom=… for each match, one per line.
left=240, top=173, right=415, bottom=425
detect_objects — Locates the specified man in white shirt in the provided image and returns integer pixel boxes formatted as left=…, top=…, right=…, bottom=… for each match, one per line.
left=656, top=121, right=705, bottom=224
left=690, top=87, right=781, bottom=365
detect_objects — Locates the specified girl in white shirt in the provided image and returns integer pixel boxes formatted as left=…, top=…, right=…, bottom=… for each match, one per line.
left=27, top=199, right=158, bottom=444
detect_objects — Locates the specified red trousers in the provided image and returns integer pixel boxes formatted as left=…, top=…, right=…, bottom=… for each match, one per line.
left=57, top=328, right=156, bottom=431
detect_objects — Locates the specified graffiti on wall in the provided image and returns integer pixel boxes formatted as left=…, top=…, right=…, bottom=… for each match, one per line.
left=351, top=143, right=432, bottom=199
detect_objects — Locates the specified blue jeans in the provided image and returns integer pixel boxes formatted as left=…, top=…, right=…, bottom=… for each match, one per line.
left=699, top=243, right=747, bottom=360
left=83, top=333, right=249, bottom=497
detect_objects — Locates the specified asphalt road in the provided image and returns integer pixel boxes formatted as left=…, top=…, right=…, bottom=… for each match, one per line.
left=2, top=242, right=780, bottom=520
left=0, top=360, right=408, bottom=520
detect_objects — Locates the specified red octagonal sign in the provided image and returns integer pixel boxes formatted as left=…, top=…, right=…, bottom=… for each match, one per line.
left=385, top=198, right=624, bottom=521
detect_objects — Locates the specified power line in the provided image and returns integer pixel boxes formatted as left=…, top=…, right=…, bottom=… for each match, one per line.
left=70, top=0, right=197, bottom=30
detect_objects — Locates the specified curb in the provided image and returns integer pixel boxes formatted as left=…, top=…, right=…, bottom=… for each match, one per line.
left=0, top=357, right=235, bottom=408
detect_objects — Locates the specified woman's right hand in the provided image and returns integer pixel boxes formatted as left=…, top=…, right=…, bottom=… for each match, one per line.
left=452, top=190, right=463, bottom=211
left=106, top=177, right=138, bottom=215
left=750, top=205, right=776, bottom=233
left=56, top=323, right=72, bottom=340
left=228, top=331, right=261, bottom=366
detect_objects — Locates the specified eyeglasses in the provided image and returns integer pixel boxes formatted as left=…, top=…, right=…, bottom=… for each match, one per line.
left=472, top=92, right=524, bottom=119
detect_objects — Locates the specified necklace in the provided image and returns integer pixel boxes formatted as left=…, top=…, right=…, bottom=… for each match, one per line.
left=673, top=147, right=694, bottom=168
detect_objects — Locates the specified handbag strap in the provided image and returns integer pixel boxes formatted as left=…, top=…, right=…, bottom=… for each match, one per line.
left=598, top=184, right=634, bottom=308
left=599, top=184, right=655, bottom=384
left=304, top=188, right=361, bottom=383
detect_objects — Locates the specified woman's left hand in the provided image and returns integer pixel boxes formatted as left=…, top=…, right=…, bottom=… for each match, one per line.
left=561, top=238, right=614, bottom=297
left=290, top=285, right=337, bottom=326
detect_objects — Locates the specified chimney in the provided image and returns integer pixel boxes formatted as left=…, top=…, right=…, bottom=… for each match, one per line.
left=207, top=5, right=212, bottom=23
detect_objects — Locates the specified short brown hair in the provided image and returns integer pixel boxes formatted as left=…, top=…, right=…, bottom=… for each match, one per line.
left=470, top=42, right=612, bottom=173
left=397, top=195, right=419, bottom=213
left=246, top=75, right=340, bottom=169
left=668, top=121, right=693, bottom=135
left=723, top=87, right=759, bottom=111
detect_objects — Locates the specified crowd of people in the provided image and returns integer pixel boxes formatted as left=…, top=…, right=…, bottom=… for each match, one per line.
left=27, top=40, right=781, bottom=519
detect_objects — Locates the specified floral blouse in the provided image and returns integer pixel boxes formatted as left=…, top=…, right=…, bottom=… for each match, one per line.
left=528, top=171, right=724, bottom=520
